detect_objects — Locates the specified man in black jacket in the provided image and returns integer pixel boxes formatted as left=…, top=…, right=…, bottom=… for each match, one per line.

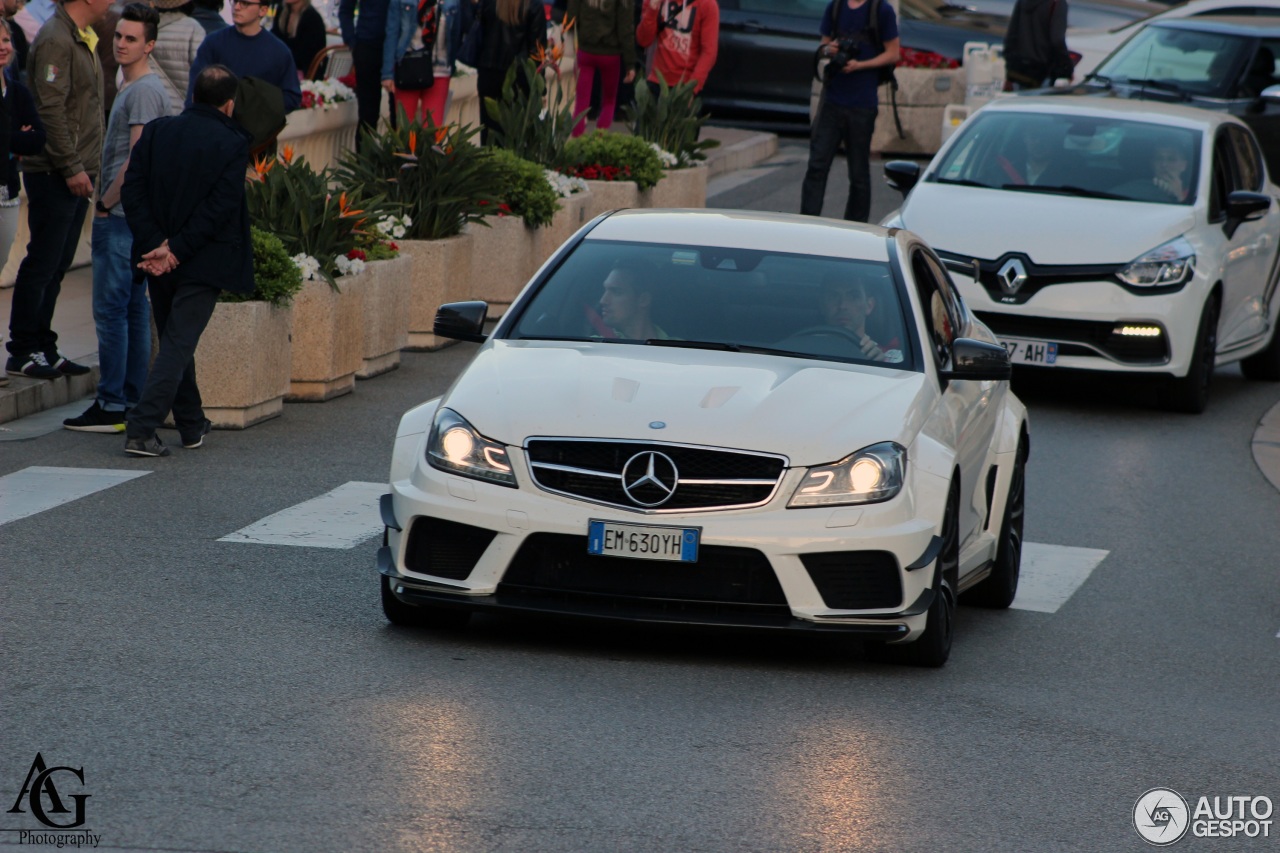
left=1003, top=0, right=1073, bottom=90
left=120, top=63, right=254, bottom=457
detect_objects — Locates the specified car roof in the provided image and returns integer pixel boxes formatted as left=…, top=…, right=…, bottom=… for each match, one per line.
left=585, top=209, right=894, bottom=263
left=1152, top=14, right=1280, bottom=34
left=982, top=95, right=1233, bottom=132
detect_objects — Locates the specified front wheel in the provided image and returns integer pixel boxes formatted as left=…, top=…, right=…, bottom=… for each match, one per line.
left=881, top=482, right=958, bottom=668
left=381, top=576, right=472, bottom=630
left=1159, top=296, right=1218, bottom=414
left=1240, top=324, right=1280, bottom=381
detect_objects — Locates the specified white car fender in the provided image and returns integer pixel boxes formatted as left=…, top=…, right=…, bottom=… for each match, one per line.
left=994, top=393, right=1029, bottom=457
left=909, top=430, right=957, bottom=536
left=390, top=398, right=442, bottom=484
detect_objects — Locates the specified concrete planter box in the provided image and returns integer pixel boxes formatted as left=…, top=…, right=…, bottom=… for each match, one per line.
left=466, top=215, right=536, bottom=316
left=357, top=254, right=412, bottom=379
left=399, top=234, right=472, bottom=350
left=195, top=300, right=293, bottom=429
left=277, top=100, right=359, bottom=172
left=642, top=164, right=708, bottom=209
left=287, top=275, right=365, bottom=402
left=583, top=180, right=640, bottom=218
left=534, top=192, right=591, bottom=272
left=874, top=104, right=947, bottom=157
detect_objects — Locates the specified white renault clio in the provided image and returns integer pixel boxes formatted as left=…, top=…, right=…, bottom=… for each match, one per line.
left=883, top=96, right=1280, bottom=412
left=379, top=211, right=1029, bottom=667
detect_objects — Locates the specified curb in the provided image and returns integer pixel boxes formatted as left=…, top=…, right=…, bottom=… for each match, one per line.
left=0, top=363, right=100, bottom=426
left=706, top=133, right=780, bottom=180
left=1252, top=398, right=1280, bottom=493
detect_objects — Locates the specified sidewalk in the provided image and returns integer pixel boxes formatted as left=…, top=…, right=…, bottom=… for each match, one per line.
left=0, top=125, right=779, bottom=427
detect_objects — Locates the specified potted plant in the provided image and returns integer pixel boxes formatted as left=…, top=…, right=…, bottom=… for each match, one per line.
left=474, top=147, right=564, bottom=304
left=625, top=78, right=718, bottom=209
left=194, top=227, right=302, bottom=428
left=336, top=117, right=502, bottom=349
left=559, top=130, right=663, bottom=218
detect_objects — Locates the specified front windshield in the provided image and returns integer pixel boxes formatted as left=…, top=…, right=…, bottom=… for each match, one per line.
left=1094, top=25, right=1251, bottom=97
left=929, top=111, right=1202, bottom=205
left=507, top=239, right=917, bottom=370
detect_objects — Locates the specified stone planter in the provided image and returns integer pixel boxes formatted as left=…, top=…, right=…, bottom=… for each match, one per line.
left=642, top=164, right=708, bottom=209
left=466, top=215, right=536, bottom=316
left=399, top=234, right=473, bottom=350
left=287, top=275, right=365, bottom=402
left=583, top=180, right=640, bottom=219
left=357, top=254, right=413, bottom=379
left=194, top=300, right=293, bottom=429
left=533, top=192, right=591, bottom=274
left=276, top=100, right=359, bottom=172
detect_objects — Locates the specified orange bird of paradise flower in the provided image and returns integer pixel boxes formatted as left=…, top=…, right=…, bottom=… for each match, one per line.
left=280, top=144, right=295, bottom=165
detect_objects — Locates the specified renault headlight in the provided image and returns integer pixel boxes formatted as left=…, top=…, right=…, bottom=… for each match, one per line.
left=1117, top=237, right=1195, bottom=287
left=788, top=442, right=906, bottom=508
left=426, top=408, right=516, bottom=487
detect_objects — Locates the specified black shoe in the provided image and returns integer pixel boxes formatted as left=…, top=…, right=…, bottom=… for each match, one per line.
left=125, top=435, right=170, bottom=457
left=50, top=355, right=91, bottom=376
left=6, top=352, right=60, bottom=379
left=64, top=402, right=126, bottom=433
left=180, top=418, right=212, bottom=449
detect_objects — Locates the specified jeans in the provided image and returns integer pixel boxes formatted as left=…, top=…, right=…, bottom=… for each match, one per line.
left=6, top=171, right=91, bottom=359
left=126, top=278, right=219, bottom=441
left=800, top=100, right=878, bottom=223
left=91, top=213, right=151, bottom=412
left=353, top=40, right=393, bottom=146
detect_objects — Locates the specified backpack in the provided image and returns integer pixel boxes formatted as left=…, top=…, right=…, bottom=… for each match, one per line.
left=232, top=76, right=287, bottom=158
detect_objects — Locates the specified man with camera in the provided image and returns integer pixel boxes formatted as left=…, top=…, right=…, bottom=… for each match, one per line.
left=800, top=0, right=899, bottom=223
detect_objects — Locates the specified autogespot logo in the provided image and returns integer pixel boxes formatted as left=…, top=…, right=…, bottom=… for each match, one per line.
left=1134, top=788, right=1190, bottom=846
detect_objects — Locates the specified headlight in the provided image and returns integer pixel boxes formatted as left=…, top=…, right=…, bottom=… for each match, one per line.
left=788, top=442, right=906, bottom=508
left=1117, top=236, right=1194, bottom=287
left=426, top=408, right=516, bottom=487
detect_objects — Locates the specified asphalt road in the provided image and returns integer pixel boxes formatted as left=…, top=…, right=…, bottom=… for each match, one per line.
left=2, top=144, right=1279, bottom=853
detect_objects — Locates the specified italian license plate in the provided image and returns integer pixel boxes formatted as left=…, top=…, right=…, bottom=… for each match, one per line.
left=1000, top=337, right=1059, bottom=366
left=587, top=519, right=700, bottom=563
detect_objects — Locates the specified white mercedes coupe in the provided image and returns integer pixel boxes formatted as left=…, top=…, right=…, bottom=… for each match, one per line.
left=883, top=97, right=1280, bottom=413
left=378, top=210, right=1029, bottom=667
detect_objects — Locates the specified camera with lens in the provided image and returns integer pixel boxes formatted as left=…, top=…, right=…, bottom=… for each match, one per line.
left=824, top=36, right=862, bottom=80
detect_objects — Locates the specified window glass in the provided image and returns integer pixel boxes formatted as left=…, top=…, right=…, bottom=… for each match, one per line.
left=929, top=111, right=1202, bottom=205
left=739, top=0, right=829, bottom=17
left=1209, top=137, right=1232, bottom=221
left=1227, top=125, right=1263, bottom=192
left=911, top=250, right=956, bottom=367
left=1237, top=39, right=1280, bottom=98
left=1093, top=25, right=1252, bottom=97
left=508, top=240, right=916, bottom=370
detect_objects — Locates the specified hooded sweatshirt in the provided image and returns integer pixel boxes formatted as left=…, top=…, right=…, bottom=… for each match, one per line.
left=566, top=0, right=635, bottom=67
left=636, top=0, right=718, bottom=92
left=1003, top=0, right=1072, bottom=85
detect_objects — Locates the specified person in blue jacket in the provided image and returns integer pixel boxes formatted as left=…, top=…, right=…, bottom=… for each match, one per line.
left=382, top=0, right=464, bottom=125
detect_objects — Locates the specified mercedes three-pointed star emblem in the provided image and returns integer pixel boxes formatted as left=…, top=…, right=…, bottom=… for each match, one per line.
left=997, top=258, right=1028, bottom=294
left=621, top=451, right=679, bottom=507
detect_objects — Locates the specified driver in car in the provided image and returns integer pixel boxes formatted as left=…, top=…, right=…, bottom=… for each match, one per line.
left=595, top=260, right=671, bottom=341
left=820, top=274, right=903, bottom=363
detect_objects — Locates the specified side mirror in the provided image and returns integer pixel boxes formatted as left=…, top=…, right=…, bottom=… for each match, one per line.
left=1260, top=84, right=1280, bottom=104
left=1224, top=190, right=1271, bottom=239
left=434, top=301, right=488, bottom=343
left=884, top=160, right=922, bottom=196
left=942, top=338, right=1012, bottom=382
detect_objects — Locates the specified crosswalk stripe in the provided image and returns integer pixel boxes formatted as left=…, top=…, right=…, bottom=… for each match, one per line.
left=1012, top=542, right=1110, bottom=613
left=0, top=466, right=150, bottom=527
left=218, top=481, right=386, bottom=549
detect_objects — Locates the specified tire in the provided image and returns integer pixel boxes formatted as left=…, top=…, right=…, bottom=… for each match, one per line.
left=882, top=482, right=958, bottom=668
left=1241, top=324, right=1280, bottom=381
left=963, top=436, right=1026, bottom=609
left=381, top=576, right=472, bottom=630
left=1159, top=296, right=1219, bottom=414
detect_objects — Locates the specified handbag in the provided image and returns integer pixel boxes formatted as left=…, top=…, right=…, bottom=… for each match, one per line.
left=456, top=13, right=482, bottom=68
left=395, top=48, right=436, bottom=90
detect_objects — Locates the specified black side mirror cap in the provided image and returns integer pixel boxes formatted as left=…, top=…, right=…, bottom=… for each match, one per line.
left=884, top=160, right=922, bottom=195
left=434, top=301, right=488, bottom=343
left=942, top=337, right=1012, bottom=382
left=1224, top=190, right=1270, bottom=239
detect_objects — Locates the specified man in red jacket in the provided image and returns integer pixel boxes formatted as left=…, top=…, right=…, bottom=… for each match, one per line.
left=636, top=0, right=717, bottom=96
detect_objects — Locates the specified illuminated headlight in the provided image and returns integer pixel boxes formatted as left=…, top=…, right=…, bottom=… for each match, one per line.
left=426, top=408, right=516, bottom=487
left=1117, top=237, right=1195, bottom=287
left=788, top=442, right=906, bottom=508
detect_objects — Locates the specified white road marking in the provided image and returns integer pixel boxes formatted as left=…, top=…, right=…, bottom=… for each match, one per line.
left=0, top=466, right=150, bottom=526
left=1012, top=542, right=1110, bottom=613
left=218, top=481, right=386, bottom=549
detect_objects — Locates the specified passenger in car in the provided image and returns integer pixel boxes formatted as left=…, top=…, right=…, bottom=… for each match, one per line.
left=819, top=274, right=902, bottom=363
left=1149, top=140, right=1191, bottom=202
left=594, top=259, right=671, bottom=341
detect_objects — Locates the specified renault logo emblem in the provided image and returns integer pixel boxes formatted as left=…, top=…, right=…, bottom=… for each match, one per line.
left=997, top=258, right=1028, bottom=294
left=621, top=451, right=679, bottom=507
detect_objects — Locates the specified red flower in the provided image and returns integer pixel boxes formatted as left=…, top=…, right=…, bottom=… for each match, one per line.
left=387, top=242, right=399, bottom=251
left=346, top=248, right=367, bottom=261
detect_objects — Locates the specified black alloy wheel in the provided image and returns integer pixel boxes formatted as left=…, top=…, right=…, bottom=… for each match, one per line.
left=885, top=481, right=959, bottom=668
left=963, top=436, right=1026, bottom=610
left=381, top=576, right=472, bottom=630
left=1159, top=296, right=1219, bottom=414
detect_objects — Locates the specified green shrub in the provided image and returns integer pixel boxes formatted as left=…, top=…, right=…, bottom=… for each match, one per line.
left=336, top=114, right=502, bottom=241
left=363, top=240, right=399, bottom=261
left=485, top=58, right=581, bottom=167
left=624, top=77, right=719, bottom=167
left=221, top=227, right=304, bottom=305
left=559, top=131, right=664, bottom=190
left=487, top=148, right=560, bottom=228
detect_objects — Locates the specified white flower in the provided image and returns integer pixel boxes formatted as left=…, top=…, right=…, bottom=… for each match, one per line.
left=392, top=225, right=405, bottom=239
left=649, top=142, right=679, bottom=169
left=300, top=79, right=355, bottom=109
left=334, top=255, right=366, bottom=276
left=401, top=214, right=412, bottom=228
left=375, top=214, right=412, bottom=239
left=291, top=253, right=320, bottom=280
left=544, top=169, right=587, bottom=198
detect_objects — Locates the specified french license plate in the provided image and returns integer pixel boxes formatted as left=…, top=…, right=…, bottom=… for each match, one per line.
left=587, top=519, right=700, bottom=563
left=999, top=337, right=1059, bottom=366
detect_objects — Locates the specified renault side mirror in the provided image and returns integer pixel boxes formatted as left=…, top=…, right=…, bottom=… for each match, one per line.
left=884, top=160, right=922, bottom=196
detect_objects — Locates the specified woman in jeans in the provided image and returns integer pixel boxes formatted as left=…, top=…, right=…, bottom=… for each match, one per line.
left=0, top=17, right=44, bottom=387
left=472, top=0, right=546, bottom=143
left=383, top=0, right=463, bottom=125
left=566, top=0, right=634, bottom=136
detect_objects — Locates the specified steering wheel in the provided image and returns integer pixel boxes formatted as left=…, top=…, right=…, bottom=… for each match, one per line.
left=782, top=325, right=866, bottom=348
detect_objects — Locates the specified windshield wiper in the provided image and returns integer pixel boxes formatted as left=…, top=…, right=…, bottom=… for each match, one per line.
left=1083, top=72, right=1112, bottom=89
left=1001, top=183, right=1126, bottom=200
left=1117, top=77, right=1188, bottom=99
left=645, top=338, right=741, bottom=352
left=933, top=177, right=994, bottom=189
left=516, top=335, right=625, bottom=343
